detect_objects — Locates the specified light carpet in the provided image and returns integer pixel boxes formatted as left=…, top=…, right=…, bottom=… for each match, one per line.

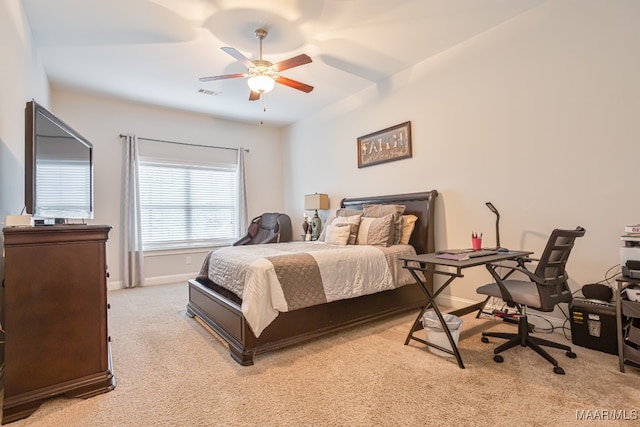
left=9, top=282, right=640, bottom=426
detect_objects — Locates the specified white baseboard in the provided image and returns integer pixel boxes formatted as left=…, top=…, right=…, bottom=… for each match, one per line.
left=107, top=272, right=197, bottom=291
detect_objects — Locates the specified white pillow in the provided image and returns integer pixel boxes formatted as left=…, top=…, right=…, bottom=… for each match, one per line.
left=318, top=216, right=335, bottom=241
left=399, top=215, right=418, bottom=245
left=324, top=223, right=351, bottom=246
left=322, top=214, right=362, bottom=244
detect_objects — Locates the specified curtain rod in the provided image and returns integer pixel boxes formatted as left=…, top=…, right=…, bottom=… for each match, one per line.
left=118, top=134, right=249, bottom=152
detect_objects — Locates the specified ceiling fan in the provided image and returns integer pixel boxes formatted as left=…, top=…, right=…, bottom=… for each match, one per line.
left=200, top=28, right=314, bottom=101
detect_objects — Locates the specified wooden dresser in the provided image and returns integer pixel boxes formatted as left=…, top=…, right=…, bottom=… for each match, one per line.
left=2, top=225, right=115, bottom=423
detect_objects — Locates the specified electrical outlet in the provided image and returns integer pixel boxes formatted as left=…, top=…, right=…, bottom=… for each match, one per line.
left=186, top=256, right=192, bottom=265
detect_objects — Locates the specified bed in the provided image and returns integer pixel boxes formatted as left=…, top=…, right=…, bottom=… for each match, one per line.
left=186, top=191, right=438, bottom=365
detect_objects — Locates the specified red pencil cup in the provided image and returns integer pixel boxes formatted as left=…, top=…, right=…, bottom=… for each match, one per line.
left=472, top=237, right=482, bottom=250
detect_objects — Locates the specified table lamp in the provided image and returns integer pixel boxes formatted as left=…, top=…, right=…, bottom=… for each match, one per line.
left=486, top=201, right=508, bottom=252
left=305, top=193, right=329, bottom=241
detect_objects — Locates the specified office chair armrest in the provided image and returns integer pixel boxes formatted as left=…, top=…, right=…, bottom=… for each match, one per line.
left=513, top=256, right=536, bottom=275
left=485, top=263, right=546, bottom=306
left=486, top=262, right=541, bottom=284
left=504, top=264, right=554, bottom=286
left=487, top=259, right=529, bottom=280
left=488, top=255, right=537, bottom=276
left=484, top=263, right=518, bottom=303
left=487, top=261, right=563, bottom=289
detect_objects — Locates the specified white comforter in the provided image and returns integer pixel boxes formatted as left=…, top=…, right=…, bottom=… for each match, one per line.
left=198, top=241, right=419, bottom=337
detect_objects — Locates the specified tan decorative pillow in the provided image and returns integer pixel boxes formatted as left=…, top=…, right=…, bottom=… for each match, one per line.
left=356, top=214, right=394, bottom=246
left=399, top=214, right=418, bottom=245
left=321, top=214, right=361, bottom=244
left=362, top=204, right=406, bottom=245
left=324, top=223, right=351, bottom=246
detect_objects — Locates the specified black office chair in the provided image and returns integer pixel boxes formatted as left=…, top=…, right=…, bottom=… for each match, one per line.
left=476, top=227, right=586, bottom=374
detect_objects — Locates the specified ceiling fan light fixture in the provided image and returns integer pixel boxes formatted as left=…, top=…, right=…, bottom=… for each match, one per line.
left=247, top=74, right=275, bottom=93
left=200, top=27, right=312, bottom=100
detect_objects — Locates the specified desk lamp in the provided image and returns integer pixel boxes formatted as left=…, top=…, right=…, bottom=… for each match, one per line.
left=486, top=202, right=508, bottom=252
left=305, top=193, right=329, bottom=241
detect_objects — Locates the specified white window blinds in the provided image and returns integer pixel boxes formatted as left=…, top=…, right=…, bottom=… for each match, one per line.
left=138, top=159, right=238, bottom=250
left=35, top=160, right=92, bottom=216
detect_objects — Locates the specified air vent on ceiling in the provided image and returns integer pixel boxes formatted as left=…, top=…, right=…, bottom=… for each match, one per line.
left=198, top=88, right=221, bottom=96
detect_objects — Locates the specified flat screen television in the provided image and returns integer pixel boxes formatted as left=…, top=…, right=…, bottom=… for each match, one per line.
left=25, top=100, right=94, bottom=221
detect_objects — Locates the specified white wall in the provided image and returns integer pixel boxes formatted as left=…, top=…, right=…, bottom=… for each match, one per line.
left=284, top=0, right=640, bottom=317
left=0, top=0, right=50, bottom=281
left=4, top=0, right=639, bottom=310
left=0, top=0, right=50, bottom=221
left=50, top=89, right=284, bottom=288
left=1, top=0, right=285, bottom=289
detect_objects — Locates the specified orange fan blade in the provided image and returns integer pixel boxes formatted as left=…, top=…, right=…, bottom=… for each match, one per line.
left=276, top=76, right=314, bottom=93
left=272, top=54, right=312, bottom=72
left=199, top=73, right=246, bottom=82
left=221, top=47, right=255, bottom=69
left=249, top=91, right=261, bottom=101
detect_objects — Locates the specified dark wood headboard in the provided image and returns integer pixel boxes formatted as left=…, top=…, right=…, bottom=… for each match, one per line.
left=340, top=190, right=438, bottom=255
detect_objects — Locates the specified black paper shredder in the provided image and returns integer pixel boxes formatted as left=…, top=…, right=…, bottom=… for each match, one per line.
left=570, top=297, right=618, bottom=355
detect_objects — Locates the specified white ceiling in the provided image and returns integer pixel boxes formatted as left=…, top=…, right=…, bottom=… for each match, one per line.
left=22, top=0, right=545, bottom=126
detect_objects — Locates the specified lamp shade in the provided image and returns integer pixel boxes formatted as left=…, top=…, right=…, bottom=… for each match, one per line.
left=304, top=193, right=329, bottom=211
left=248, top=75, right=275, bottom=93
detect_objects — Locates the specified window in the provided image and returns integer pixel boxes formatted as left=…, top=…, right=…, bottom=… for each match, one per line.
left=138, top=159, right=238, bottom=250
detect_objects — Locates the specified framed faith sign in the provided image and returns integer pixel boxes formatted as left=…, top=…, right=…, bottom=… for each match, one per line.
left=357, top=121, right=412, bottom=168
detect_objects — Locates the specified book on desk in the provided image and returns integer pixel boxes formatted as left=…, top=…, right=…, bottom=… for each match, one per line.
left=435, top=249, right=498, bottom=261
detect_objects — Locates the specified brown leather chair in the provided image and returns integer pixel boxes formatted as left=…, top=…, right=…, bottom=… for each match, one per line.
left=233, top=213, right=292, bottom=246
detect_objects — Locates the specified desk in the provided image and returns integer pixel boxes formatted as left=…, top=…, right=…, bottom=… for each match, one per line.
left=615, top=276, right=640, bottom=373
left=400, top=250, right=533, bottom=368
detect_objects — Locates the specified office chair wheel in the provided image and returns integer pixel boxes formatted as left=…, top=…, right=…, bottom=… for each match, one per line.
left=493, top=355, right=504, bottom=363
left=481, top=336, right=490, bottom=343
left=553, top=366, right=565, bottom=375
left=566, top=351, right=577, bottom=359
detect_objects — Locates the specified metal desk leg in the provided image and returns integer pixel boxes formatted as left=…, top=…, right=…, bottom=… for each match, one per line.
left=404, top=268, right=465, bottom=369
left=617, top=279, right=625, bottom=373
left=404, top=298, right=435, bottom=345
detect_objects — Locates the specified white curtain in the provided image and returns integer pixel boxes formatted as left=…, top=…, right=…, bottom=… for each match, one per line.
left=237, top=147, right=249, bottom=235
left=123, top=134, right=144, bottom=288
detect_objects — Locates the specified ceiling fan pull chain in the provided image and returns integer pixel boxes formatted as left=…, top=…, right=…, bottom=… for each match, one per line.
left=260, top=93, right=267, bottom=125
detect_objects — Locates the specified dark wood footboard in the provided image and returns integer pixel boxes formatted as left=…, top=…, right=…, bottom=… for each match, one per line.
left=187, top=278, right=427, bottom=365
